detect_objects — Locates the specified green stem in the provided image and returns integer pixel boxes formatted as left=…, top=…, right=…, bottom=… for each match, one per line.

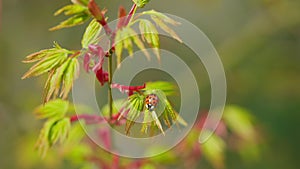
left=107, top=3, right=137, bottom=120
left=108, top=54, right=113, bottom=120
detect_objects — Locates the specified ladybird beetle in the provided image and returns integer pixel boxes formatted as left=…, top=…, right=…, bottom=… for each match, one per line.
left=145, top=94, right=159, bottom=111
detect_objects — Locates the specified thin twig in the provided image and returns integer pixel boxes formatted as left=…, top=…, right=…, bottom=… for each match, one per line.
left=124, top=4, right=137, bottom=26
left=108, top=54, right=113, bottom=119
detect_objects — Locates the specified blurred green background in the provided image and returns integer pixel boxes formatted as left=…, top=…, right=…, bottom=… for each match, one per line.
left=1, top=0, right=299, bottom=169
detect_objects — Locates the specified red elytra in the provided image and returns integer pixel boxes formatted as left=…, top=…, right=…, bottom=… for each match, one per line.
left=145, top=94, right=159, bottom=111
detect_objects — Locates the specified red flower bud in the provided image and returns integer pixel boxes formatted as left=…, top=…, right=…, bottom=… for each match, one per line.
left=111, top=83, right=146, bottom=96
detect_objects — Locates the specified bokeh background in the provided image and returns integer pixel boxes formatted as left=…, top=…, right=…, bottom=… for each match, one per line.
left=1, top=0, right=300, bottom=169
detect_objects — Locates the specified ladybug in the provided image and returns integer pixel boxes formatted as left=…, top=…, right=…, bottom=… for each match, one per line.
left=145, top=94, right=159, bottom=111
